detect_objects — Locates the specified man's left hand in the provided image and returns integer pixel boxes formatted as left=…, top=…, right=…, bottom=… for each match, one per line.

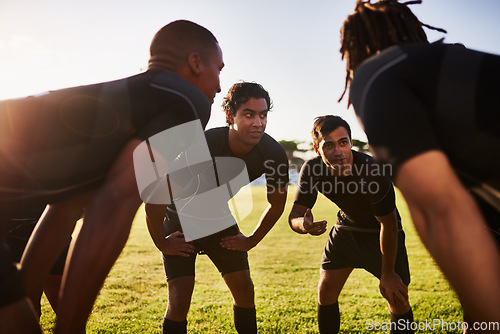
left=379, top=272, right=409, bottom=307
left=220, top=232, right=254, bottom=252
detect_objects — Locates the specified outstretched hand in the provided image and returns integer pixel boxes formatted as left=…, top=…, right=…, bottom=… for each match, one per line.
left=303, top=209, right=328, bottom=235
left=161, top=231, right=195, bottom=257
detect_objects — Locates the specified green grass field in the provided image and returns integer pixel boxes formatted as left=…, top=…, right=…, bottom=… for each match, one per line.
left=40, top=186, right=464, bottom=333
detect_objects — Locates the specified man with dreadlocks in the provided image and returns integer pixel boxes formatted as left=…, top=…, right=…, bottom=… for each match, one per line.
left=339, top=0, right=500, bottom=329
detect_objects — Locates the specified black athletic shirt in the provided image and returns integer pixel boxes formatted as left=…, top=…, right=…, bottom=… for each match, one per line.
left=350, top=42, right=500, bottom=229
left=294, top=151, right=401, bottom=230
left=351, top=42, right=500, bottom=191
left=164, top=127, right=289, bottom=231
left=205, top=127, right=289, bottom=190
left=0, top=69, right=210, bottom=209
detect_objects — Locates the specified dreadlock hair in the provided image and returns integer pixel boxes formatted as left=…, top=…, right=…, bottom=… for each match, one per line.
left=338, top=0, right=446, bottom=103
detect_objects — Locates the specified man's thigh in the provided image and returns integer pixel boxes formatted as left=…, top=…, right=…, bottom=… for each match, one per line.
left=200, top=226, right=249, bottom=276
left=361, top=230, right=411, bottom=286
left=162, top=251, right=197, bottom=281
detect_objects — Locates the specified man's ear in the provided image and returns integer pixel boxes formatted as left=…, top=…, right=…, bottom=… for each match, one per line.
left=313, top=144, right=320, bottom=155
left=187, top=52, right=203, bottom=76
left=225, top=110, right=234, bottom=125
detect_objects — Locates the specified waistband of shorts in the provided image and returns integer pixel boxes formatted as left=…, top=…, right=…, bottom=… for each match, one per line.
left=334, top=224, right=403, bottom=233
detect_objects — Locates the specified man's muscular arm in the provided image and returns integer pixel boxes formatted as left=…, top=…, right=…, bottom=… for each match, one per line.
left=220, top=186, right=287, bottom=251
left=376, top=210, right=408, bottom=308
left=145, top=203, right=194, bottom=257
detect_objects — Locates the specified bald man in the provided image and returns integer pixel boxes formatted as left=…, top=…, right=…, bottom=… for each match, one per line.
left=0, top=20, right=224, bottom=333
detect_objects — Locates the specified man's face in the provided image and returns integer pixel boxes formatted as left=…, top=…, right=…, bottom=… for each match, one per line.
left=197, top=44, right=224, bottom=104
left=228, top=97, right=268, bottom=147
left=314, top=126, right=353, bottom=174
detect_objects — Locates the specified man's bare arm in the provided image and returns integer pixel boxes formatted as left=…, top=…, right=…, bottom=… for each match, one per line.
left=376, top=210, right=408, bottom=308
left=220, top=186, right=287, bottom=251
left=144, top=203, right=194, bottom=257
left=145, top=203, right=168, bottom=249
left=395, top=150, right=500, bottom=322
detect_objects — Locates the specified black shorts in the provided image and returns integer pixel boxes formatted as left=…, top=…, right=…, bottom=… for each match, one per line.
left=321, top=225, right=411, bottom=285
left=0, top=238, right=25, bottom=307
left=7, top=221, right=69, bottom=276
left=0, top=213, right=28, bottom=307
left=162, top=225, right=249, bottom=281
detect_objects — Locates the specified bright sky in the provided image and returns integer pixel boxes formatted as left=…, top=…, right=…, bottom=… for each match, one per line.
left=1, top=0, right=500, bottom=146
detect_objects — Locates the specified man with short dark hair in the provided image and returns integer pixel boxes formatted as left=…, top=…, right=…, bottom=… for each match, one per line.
left=289, top=115, right=414, bottom=334
left=0, top=20, right=224, bottom=333
left=146, top=82, right=288, bottom=334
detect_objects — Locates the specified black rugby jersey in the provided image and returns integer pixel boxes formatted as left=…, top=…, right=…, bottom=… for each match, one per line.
left=164, top=127, right=289, bottom=234
left=294, top=151, right=401, bottom=230
left=351, top=42, right=500, bottom=231
left=351, top=42, right=500, bottom=180
left=0, top=69, right=211, bottom=206
left=205, top=127, right=289, bottom=190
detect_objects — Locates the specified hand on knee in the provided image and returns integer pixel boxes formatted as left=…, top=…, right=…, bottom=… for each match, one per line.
left=388, top=296, right=411, bottom=315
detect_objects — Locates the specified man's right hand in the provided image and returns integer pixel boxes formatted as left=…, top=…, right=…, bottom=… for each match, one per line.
left=161, top=231, right=195, bottom=257
left=302, top=209, right=328, bottom=235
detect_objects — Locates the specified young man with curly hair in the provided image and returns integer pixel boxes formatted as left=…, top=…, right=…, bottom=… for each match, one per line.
left=146, top=82, right=289, bottom=334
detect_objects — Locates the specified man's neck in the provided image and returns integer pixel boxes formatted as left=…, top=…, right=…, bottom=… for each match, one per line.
left=228, top=128, right=255, bottom=158
left=147, top=55, right=177, bottom=71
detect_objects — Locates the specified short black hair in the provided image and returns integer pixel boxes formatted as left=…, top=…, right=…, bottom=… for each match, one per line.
left=312, top=115, right=352, bottom=147
left=149, top=20, right=219, bottom=70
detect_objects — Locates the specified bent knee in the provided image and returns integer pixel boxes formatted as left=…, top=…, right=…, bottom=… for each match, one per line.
left=235, top=279, right=255, bottom=300
left=387, top=296, right=411, bottom=315
left=226, top=274, right=255, bottom=307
